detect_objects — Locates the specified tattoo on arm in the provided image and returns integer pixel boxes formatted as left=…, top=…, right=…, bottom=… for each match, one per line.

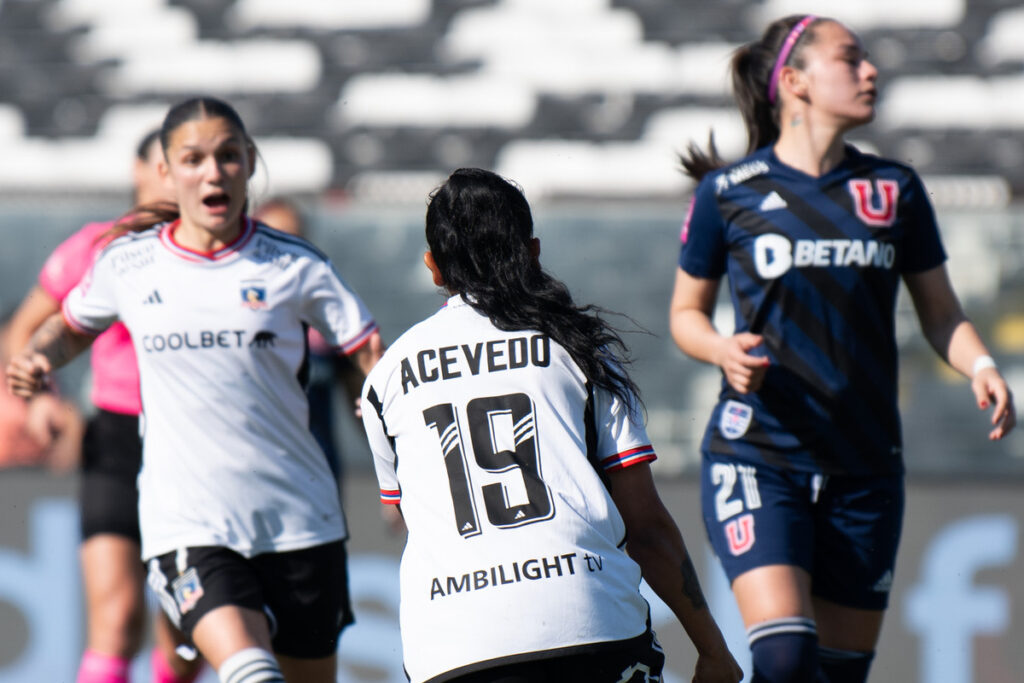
left=27, top=314, right=91, bottom=369
left=680, top=557, right=708, bottom=610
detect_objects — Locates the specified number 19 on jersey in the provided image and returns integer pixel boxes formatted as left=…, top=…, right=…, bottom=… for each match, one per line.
left=423, top=392, right=555, bottom=538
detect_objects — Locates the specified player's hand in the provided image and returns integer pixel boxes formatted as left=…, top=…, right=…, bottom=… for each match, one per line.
left=692, top=647, right=743, bottom=683
left=381, top=504, right=407, bottom=535
left=716, top=333, right=770, bottom=394
left=5, top=352, right=52, bottom=398
left=23, top=392, right=61, bottom=444
left=971, top=367, right=1016, bottom=440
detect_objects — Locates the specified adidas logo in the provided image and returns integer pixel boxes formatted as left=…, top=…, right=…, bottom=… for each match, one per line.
left=873, top=570, right=893, bottom=593
left=759, top=191, right=788, bottom=211
left=143, top=290, right=163, bottom=304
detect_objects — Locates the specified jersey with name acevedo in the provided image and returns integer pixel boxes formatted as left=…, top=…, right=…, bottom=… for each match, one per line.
left=361, top=296, right=657, bottom=683
left=679, top=145, right=947, bottom=476
left=63, top=218, right=378, bottom=560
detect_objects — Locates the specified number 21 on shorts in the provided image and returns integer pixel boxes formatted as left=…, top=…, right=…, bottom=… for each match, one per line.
left=711, top=463, right=761, bottom=556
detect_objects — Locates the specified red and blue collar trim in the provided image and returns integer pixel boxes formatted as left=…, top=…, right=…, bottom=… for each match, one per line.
left=159, top=216, right=256, bottom=262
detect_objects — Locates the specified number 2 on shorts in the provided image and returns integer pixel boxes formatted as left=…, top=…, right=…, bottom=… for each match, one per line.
left=711, top=462, right=761, bottom=555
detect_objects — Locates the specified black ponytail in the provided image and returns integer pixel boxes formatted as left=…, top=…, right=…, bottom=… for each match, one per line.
left=426, top=168, right=643, bottom=412
left=680, top=15, right=824, bottom=181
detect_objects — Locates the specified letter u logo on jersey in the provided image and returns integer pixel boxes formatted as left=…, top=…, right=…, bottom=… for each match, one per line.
left=848, top=179, right=899, bottom=227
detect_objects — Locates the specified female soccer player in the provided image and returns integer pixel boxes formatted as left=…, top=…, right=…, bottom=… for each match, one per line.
left=7, top=96, right=383, bottom=683
left=669, top=15, right=1016, bottom=683
left=5, top=129, right=203, bottom=683
left=361, top=167, right=741, bottom=683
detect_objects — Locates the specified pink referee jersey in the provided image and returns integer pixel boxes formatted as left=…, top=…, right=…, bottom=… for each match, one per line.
left=39, top=220, right=141, bottom=415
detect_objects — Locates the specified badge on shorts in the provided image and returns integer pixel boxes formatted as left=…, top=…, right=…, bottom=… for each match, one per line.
left=172, top=567, right=205, bottom=615
left=720, top=400, right=752, bottom=440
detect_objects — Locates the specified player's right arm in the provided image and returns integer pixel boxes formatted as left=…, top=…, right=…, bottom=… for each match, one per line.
left=608, top=463, right=742, bottom=683
left=5, top=286, right=60, bottom=355
left=669, top=267, right=769, bottom=394
left=10, top=221, right=111, bottom=355
left=361, top=369, right=407, bottom=534
left=671, top=183, right=769, bottom=395
left=8, top=233, right=117, bottom=398
left=6, top=312, right=95, bottom=398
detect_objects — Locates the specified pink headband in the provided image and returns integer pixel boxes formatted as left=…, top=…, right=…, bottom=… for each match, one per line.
left=767, top=15, right=817, bottom=104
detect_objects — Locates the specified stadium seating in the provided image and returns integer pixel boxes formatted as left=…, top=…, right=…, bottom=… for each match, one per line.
left=0, top=0, right=1019, bottom=203
left=1, top=0, right=1021, bottom=477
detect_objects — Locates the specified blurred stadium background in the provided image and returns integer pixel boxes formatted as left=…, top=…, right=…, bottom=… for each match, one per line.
left=0, top=1, right=1022, bottom=681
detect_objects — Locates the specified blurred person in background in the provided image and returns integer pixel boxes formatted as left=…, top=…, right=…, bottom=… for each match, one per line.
left=362, top=168, right=741, bottom=683
left=0, top=312, right=82, bottom=472
left=4, top=129, right=204, bottom=683
left=670, top=15, right=1016, bottom=683
left=7, top=96, right=382, bottom=683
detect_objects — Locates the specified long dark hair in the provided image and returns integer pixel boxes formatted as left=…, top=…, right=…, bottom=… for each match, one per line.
left=425, top=168, right=642, bottom=410
left=113, top=96, right=252, bottom=235
left=681, top=15, right=824, bottom=180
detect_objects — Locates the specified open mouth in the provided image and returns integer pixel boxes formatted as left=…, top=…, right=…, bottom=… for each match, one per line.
left=202, top=191, right=230, bottom=209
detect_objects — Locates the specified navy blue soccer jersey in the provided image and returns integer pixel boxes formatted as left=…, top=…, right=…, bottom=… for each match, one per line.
left=679, top=144, right=947, bottom=475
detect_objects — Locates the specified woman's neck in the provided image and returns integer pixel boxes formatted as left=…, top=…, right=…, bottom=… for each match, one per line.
left=772, top=109, right=848, bottom=177
left=174, top=216, right=243, bottom=254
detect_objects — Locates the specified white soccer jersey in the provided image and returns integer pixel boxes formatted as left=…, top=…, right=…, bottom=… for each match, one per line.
left=361, top=296, right=657, bottom=683
left=63, top=218, right=377, bottom=560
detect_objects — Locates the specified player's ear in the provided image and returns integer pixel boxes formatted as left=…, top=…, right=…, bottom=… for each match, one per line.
left=780, top=65, right=809, bottom=101
left=529, top=237, right=541, bottom=264
left=423, top=251, right=445, bottom=287
left=246, top=140, right=257, bottom=178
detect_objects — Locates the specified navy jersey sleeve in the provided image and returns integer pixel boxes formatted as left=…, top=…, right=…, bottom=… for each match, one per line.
left=900, top=171, right=947, bottom=273
left=678, top=174, right=728, bottom=279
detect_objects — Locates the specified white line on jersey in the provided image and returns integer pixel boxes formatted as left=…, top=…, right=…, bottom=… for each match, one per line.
left=758, top=191, right=788, bottom=211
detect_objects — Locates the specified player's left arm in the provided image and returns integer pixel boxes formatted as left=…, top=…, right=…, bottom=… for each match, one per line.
left=608, top=463, right=741, bottom=682
left=904, top=264, right=1015, bottom=440
left=303, top=257, right=383, bottom=379
left=344, top=331, right=385, bottom=419
left=350, top=330, right=385, bottom=377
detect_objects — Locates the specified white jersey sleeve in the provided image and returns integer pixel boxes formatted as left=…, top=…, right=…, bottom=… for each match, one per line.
left=361, top=385, right=401, bottom=505
left=593, top=387, right=656, bottom=471
left=301, top=258, right=377, bottom=354
left=62, top=239, right=124, bottom=335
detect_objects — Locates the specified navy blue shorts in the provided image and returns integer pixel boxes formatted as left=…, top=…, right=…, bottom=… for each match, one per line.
left=701, top=451, right=904, bottom=610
